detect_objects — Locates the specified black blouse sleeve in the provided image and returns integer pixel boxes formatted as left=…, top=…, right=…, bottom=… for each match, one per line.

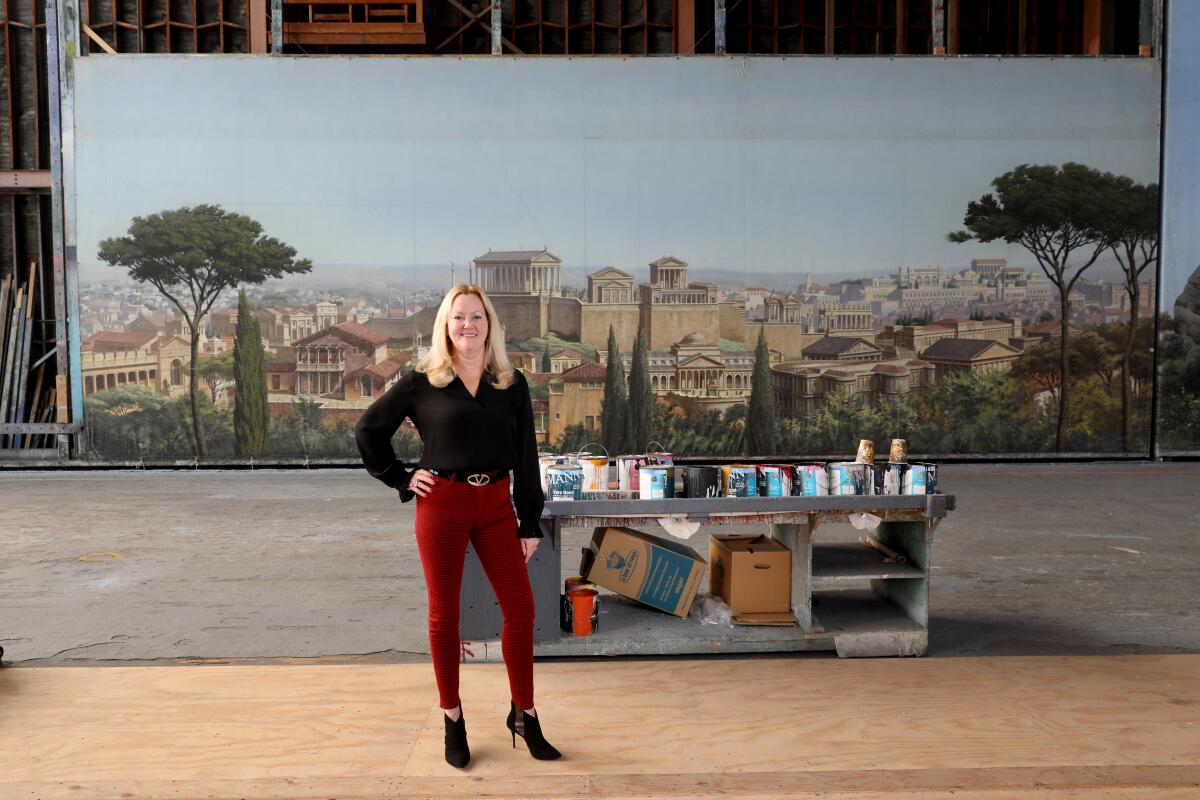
left=512, top=371, right=545, bottom=539
left=355, top=370, right=418, bottom=502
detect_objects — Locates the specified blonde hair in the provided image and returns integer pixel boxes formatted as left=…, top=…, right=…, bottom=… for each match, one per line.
left=417, top=284, right=516, bottom=390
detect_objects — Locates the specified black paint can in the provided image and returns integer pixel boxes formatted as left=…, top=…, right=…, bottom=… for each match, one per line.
left=683, top=466, right=721, bottom=498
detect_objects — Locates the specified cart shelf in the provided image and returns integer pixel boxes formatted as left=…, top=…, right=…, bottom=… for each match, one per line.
left=457, top=492, right=954, bottom=660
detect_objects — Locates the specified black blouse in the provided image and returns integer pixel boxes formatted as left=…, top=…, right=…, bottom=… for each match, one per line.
left=354, top=367, right=545, bottom=538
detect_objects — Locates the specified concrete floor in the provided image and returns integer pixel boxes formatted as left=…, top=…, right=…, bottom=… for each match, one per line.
left=1, top=462, right=1197, bottom=665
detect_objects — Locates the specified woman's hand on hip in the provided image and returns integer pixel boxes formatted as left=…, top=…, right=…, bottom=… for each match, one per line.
left=408, top=469, right=436, bottom=498
left=520, top=537, right=539, bottom=562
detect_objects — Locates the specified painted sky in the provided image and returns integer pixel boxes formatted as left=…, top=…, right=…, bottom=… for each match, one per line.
left=75, top=56, right=1161, bottom=288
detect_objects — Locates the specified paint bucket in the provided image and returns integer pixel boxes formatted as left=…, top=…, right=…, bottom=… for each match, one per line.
left=903, top=462, right=937, bottom=494
left=829, top=462, right=870, bottom=496
left=538, top=454, right=563, bottom=493
left=882, top=462, right=907, bottom=496
left=645, top=447, right=675, bottom=496
left=724, top=465, right=757, bottom=497
left=616, top=455, right=645, bottom=492
left=757, top=465, right=791, bottom=497
left=855, top=439, right=876, bottom=464
left=639, top=466, right=669, bottom=499
left=567, top=589, right=599, bottom=636
left=578, top=456, right=609, bottom=492
left=546, top=463, right=583, bottom=501
left=683, top=466, right=721, bottom=498
left=793, top=464, right=830, bottom=496
left=888, top=439, right=908, bottom=464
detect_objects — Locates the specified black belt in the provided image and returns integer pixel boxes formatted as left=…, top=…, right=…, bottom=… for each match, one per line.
left=429, top=468, right=507, bottom=486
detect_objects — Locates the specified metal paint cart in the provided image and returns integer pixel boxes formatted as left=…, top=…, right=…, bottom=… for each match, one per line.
left=459, top=493, right=955, bottom=659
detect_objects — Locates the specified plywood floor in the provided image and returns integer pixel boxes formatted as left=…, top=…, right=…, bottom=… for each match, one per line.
left=3, top=655, right=1198, bottom=799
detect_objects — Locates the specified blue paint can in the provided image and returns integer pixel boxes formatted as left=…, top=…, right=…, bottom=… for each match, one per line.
left=546, top=463, right=583, bottom=501
left=794, top=464, right=830, bottom=496
left=829, top=462, right=870, bottom=496
left=758, top=465, right=790, bottom=497
left=639, top=466, right=669, bottom=499
left=723, top=465, right=757, bottom=497
left=903, top=463, right=938, bottom=495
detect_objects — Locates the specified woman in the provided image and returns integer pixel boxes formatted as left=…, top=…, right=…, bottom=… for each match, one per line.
left=355, top=284, right=561, bottom=769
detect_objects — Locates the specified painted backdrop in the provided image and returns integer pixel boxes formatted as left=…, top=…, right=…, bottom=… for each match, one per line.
left=73, top=56, right=1162, bottom=461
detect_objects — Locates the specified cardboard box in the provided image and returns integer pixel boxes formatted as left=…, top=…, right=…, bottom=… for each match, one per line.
left=708, top=534, right=793, bottom=620
left=580, top=527, right=706, bottom=617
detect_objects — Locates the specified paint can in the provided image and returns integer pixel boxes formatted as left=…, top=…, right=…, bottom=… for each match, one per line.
left=793, top=464, right=830, bottom=496
left=757, top=465, right=791, bottom=497
left=616, top=455, right=645, bottom=492
left=578, top=456, right=609, bottom=492
left=903, top=462, right=938, bottom=494
left=829, top=462, right=870, bottom=496
left=645, top=450, right=675, bottom=496
left=638, top=466, right=669, bottom=499
left=882, top=462, right=907, bottom=496
left=888, top=439, right=908, bottom=464
left=724, top=465, right=757, bottom=497
left=538, top=454, right=563, bottom=493
left=546, top=463, right=583, bottom=501
left=683, top=466, right=721, bottom=498
left=855, top=439, right=876, bottom=464
left=566, top=589, right=599, bottom=636
left=561, top=578, right=600, bottom=635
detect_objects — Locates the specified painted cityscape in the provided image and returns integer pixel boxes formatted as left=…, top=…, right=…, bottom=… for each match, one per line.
left=77, top=232, right=1158, bottom=460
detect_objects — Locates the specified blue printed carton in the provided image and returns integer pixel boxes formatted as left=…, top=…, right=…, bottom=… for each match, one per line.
left=579, top=527, right=707, bottom=617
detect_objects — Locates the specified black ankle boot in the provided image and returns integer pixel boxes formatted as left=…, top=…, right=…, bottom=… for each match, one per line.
left=444, top=709, right=470, bottom=768
left=506, top=701, right=562, bottom=760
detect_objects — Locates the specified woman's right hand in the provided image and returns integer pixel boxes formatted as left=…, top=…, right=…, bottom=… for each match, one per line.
left=409, top=469, right=436, bottom=498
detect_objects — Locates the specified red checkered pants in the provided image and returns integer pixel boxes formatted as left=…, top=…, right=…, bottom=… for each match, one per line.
left=414, top=475, right=535, bottom=710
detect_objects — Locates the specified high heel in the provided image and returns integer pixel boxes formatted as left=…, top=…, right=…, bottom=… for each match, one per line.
left=506, top=700, right=562, bottom=760
left=443, top=709, right=470, bottom=769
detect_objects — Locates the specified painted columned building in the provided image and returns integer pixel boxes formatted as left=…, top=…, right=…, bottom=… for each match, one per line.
left=473, top=249, right=562, bottom=296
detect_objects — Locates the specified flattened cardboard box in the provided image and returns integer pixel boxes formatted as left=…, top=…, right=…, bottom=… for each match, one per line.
left=580, top=527, right=706, bottom=617
left=709, top=533, right=796, bottom=625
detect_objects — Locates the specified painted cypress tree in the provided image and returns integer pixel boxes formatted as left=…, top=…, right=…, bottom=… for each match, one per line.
left=600, top=326, right=629, bottom=453
left=541, top=342, right=551, bottom=373
left=745, top=327, right=778, bottom=455
left=233, top=288, right=269, bottom=457
left=626, top=321, right=655, bottom=450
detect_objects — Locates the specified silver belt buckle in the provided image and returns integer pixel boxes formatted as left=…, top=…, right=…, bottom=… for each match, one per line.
left=467, top=473, right=490, bottom=486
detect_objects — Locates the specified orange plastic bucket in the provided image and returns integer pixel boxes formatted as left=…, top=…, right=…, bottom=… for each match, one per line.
left=567, top=589, right=599, bottom=637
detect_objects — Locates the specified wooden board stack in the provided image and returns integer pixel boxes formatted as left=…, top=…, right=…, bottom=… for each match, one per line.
left=0, top=262, right=54, bottom=450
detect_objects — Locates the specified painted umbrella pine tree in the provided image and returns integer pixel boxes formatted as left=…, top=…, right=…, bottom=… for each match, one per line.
left=97, top=205, right=313, bottom=458
left=1101, top=179, right=1160, bottom=451
left=948, top=163, right=1116, bottom=452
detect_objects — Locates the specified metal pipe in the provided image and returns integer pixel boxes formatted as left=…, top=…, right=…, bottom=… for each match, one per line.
left=714, top=0, right=724, bottom=55
left=491, top=0, right=501, bottom=54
